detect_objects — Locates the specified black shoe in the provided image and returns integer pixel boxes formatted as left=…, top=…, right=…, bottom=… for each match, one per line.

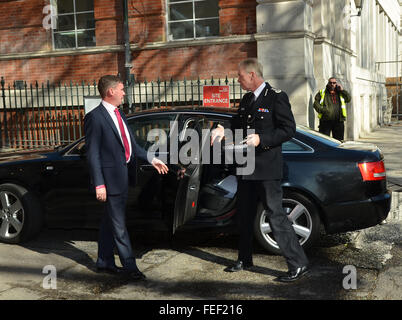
left=96, top=265, right=124, bottom=275
left=224, top=260, right=254, bottom=272
left=120, top=267, right=147, bottom=281
left=277, top=266, right=309, bottom=282
left=125, top=270, right=147, bottom=281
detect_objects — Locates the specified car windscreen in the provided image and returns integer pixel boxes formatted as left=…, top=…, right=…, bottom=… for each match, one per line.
left=296, top=125, right=341, bottom=147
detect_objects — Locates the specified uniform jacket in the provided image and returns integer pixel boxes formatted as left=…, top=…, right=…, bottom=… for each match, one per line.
left=231, top=82, right=296, bottom=180
left=84, top=103, right=148, bottom=195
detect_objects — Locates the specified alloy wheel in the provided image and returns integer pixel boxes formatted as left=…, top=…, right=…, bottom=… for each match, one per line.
left=0, top=191, right=24, bottom=240
left=258, top=198, right=313, bottom=249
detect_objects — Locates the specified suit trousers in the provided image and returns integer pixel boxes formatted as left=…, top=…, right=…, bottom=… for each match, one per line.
left=237, top=179, right=309, bottom=271
left=96, top=191, right=138, bottom=271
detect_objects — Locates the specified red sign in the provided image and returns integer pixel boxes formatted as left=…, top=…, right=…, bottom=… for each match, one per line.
left=203, top=85, right=230, bottom=107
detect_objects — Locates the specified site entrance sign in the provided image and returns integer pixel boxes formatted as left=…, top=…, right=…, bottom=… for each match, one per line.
left=203, top=85, right=230, bottom=107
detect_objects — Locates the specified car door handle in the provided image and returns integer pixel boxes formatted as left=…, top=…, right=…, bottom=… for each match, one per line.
left=45, top=165, right=54, bottom=171
left=189, top=185, right=197, bottom=191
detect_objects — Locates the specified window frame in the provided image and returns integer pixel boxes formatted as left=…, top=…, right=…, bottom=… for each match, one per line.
left=166, top=0, right=220, bottom=41
left=64, top=139, right=86, bottom=156
left=282, top=138, right=314, bottom=154
left=52, top=0, right=96, bottom=50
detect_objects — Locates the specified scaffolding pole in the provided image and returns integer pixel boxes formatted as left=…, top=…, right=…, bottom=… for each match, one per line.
left=375, top=60, right=402, bottom=122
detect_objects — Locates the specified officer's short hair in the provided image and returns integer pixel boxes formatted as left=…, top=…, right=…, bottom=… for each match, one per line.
left=98, top=75, right=122, bottom=99
left=239, top=58, right=263, bottom=78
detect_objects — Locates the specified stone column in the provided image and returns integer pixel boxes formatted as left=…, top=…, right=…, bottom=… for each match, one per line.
left=255, top=0, right=315, bottom=126
left=312, top=0, right=355, bottom=138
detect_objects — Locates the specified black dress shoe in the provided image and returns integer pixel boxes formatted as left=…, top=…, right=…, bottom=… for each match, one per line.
left=277, top=266, right=309, bottom=282
left=125, top=270, right=147, bottom=281
left=120, top=267, right=147, bottom=281
left=224, top=260, right=254, bottom=272
left=96, top=266, right=124, bottom=275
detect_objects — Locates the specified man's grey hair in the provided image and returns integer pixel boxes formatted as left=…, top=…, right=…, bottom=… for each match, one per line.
left=239, top=58, right=263, bottom=78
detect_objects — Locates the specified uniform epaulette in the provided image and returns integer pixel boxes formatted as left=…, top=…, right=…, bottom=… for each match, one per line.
left=271, top=88, right=282, bottom=93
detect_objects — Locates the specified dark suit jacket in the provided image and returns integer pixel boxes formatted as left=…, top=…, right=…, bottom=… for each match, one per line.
left=84, top=103, right=148, bottom=195
left=231, top=82, right=296, bottom=180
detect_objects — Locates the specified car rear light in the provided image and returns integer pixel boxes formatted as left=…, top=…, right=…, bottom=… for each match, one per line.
left=358, top=161, right=386, bottom=181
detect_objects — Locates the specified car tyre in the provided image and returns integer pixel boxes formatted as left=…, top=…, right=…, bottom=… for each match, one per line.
left=0, top=183, right=43, bottom=244
left=254, top=190, right=321, bottom=255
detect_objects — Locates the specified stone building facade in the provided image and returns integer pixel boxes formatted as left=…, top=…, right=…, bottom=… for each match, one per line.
left=256, top=0, right=399, bottom=139
left=0, top=0, right=256, bottom=83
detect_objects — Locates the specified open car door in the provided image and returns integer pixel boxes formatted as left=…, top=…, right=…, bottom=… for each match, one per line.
left=172, top=115, right=208, bottom=233
left=127, top=113, right=208, bottom=234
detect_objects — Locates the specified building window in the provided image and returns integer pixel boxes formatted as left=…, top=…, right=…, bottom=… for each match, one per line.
left=52, top=0, right=95, bottom=49
left=167, top=0, right=219, bottom=41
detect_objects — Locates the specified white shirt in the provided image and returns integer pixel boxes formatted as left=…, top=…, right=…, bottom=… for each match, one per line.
left=253, top=81, right=266, bottom=100
left=101, top=100, right=132, bottom=162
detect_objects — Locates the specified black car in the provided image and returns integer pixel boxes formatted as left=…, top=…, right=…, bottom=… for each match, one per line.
left=0, top=107, right=391, bottom=254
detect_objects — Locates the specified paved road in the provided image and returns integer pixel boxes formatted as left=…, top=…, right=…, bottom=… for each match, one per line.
left=0, top=208, right=400, bottom=301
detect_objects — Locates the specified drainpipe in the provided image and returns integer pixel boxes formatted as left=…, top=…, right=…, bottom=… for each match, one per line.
left=0, top=77, right=8, bottom=148
left=123, top=0, right=133, bottom=107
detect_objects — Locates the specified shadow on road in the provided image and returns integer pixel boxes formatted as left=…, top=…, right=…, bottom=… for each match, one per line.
left=6, top=227, right=367, bottom=300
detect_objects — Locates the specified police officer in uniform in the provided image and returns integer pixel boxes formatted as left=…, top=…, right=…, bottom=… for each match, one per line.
left=211, top=58, right=309, bottom=282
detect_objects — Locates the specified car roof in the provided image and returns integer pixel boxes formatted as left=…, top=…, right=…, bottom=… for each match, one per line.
left=127, top=106, right=329, bottom=133
left=127, top=106, right=238, bottom=118
left=126, top=106, right=341, bottom=148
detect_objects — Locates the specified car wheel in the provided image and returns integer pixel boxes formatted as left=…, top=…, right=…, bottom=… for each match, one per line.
left=0, top=183, right=43, bottom=244
left=254, top=191, right=321, bottom=255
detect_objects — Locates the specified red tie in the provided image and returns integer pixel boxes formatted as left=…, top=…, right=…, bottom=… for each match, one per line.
left=114, top=108, right=130, bottom=162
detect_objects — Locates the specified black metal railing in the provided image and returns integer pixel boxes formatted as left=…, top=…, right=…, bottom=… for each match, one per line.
left=0, top=76, right=243, bottom=150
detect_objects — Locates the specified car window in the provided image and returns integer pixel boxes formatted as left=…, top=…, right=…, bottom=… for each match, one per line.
left=179, top=116, right=211, bottom=141
left=205, top=117, right=231, bottom=131
left=180, top=118, right=199, bottom=142
left=176, top=116, right=209, bottom=164
left=128, top=114, right=177, bottom=150
left=65, top=140, right=86, bottom=156
left=282, top=139, right=312, bottom=152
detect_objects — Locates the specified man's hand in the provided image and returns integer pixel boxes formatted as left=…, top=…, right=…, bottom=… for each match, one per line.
left=177, top=167, right=186, bottom=180
left=338, top=84, right=344, bottom=91
left=246, top=134, right=260, bottom=147
left=152, top=158, right=169, bottom=174
left=211, top=124, right=225, bottom=145
left=96, top=187, right=107, bottom=202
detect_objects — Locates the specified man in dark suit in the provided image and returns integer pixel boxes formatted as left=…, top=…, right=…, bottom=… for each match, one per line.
left=84, top=75, right=168, bottom=280
left=211, top=58, right=309, bottom=282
